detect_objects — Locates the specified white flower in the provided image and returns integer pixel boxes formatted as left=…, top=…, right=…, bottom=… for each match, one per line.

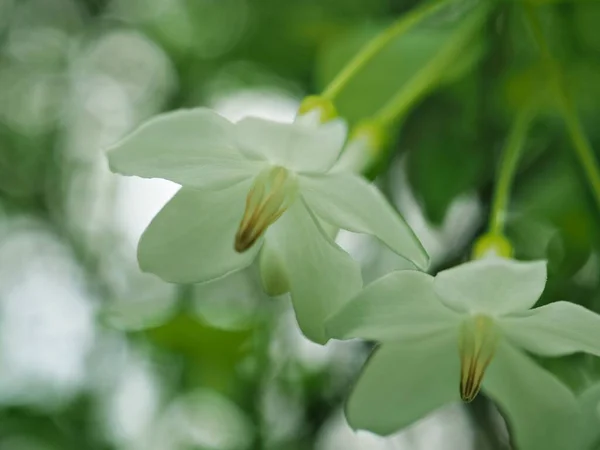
left=327, top=257, right=600, bottom=449
left=107, top=108, right=428, bottom=343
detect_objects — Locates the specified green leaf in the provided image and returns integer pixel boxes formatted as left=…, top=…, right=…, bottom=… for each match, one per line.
left=404, top=86, right=488, bottom=224
left=0, top=125, right=53, bottom=198
left=147, top=313, right=251, bottom=360
left=500, top=61, right=600, bottom=121
left=146, top=313, right=252, bottom=392
left=537, top=353, right=597, bottom=395
left=506, top=215, right=565, bottom=275
left=513, top=154, right=598, bottom=277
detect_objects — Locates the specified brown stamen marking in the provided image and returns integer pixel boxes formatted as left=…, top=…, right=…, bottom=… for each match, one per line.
left=234, top=166, right=297, bottom=253
left=458, top=315, right=499, bottom=403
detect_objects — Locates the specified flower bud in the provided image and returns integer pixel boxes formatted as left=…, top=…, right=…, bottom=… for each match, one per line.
left=472, top=233, right=514, bottom=259
left=350, top=120, right=389, bottom=155
left=297, top=96, right=338, bottom=124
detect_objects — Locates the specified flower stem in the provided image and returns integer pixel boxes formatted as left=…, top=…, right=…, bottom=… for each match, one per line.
left=523, top=4, right=600, bottom=210
left=489, top=109, right=533, bottom=236
left=558, top=95, right=600, bottom=208
left=320, top=0, right=454, bottom=101
left=373, top=3, right=488, bottom=128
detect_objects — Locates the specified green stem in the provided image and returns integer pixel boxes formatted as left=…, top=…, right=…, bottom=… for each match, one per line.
left=489, top=109, right=533, bottom=236
left=321, top=0, right=454, bottom=101
left=558, top=94, right=600, bottom=207
left=523, top=4, right=600, bottom=210
left=373, top=3, right=488, bottom=128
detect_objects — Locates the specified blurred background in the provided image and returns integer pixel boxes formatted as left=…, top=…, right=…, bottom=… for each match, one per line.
left=1, top=0, right=600, bottom=449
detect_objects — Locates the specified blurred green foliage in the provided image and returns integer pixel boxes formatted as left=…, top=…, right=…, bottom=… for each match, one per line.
left=1, top=0, right=600, bottom=449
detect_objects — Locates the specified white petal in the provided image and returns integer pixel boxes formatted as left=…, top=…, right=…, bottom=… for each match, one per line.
left=138, top=180, right=260, bottom=283
left=576, top=383, right=600, bottom=449
left=326, top=270, right=460, bottom=342
left=483, top=340, right=580, bottom=450
left=108, top=108, right=264, bottom=189
left=434, top=258, right=547, bottom=315
left=266, top=199, right=361, bottom=344
left=300, top=173, right=428, bottom=269
left=294, top=109, right=322, bottom=127
left=501, top=301, right=600, bottom=357
left=234, top=117, right=347, bottom=173
left=258, top=240, right=289, bottom=296
left=346, top=331, right=460, bottom=435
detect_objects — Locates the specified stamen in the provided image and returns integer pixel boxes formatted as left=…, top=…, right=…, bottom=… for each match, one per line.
left=235, top=166, right=297, bottom=252
left=458, top=315, right=499, bottom=403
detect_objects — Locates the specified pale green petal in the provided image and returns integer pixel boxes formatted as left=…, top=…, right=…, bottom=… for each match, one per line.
left=576, top=383, right=600, bottom=449
left=501, top=301, right=600, bottom=357
left=326, top=270, right=460, bottom=342
left=258, top=240, right=289, bottom=297
left=483, top=340, right=580, bottom=450
left=434, top=258, right=547, bottom=315
left=108, top=109, right=264, bottom=189
left=346, top=331, right=460, bottom=435
left=234, top=117, right=347, bottom=174
left=300, top=173, right=429, bottom=269
left=138, top=179, right=260, bottom=283
left=266, top=199, right=361, bottom=344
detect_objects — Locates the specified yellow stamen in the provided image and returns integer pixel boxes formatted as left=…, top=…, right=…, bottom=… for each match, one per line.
left=458, top=315, right=499, bottom=403
left=235, top=166, right=297, bottom=252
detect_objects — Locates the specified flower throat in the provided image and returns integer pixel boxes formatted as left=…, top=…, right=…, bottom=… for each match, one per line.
left=235, top=166, right=298, bottom=252
left=458, top=315, right=499, bottom=402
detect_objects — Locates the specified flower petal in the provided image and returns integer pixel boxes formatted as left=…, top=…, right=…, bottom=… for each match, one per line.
left=300, top=173, right=429, bottom=269
left=258, top=240, right=289, bottom=296
left=326, top=270, right=460, bottom=342
left=576, top=383, right=600, bottom=449
left=346, top=331, right=460, bottom=435
left=266, top=199, right=361, bottom=344
left=483, top=340, right=579, bottom=450
left=500, top=301, right=600, bottom=357
left=234, top=117, right=347, bottom=173
left=434, top=258, right=547, bottom=315
left=108, top=108, right=264, bottom=189
left=138, top=179, right=260, bottom=283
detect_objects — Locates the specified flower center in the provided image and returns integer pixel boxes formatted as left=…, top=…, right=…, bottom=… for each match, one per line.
left=458, top=314, right=499, bottom=403
left=235, top=166, right=298, bottom=253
